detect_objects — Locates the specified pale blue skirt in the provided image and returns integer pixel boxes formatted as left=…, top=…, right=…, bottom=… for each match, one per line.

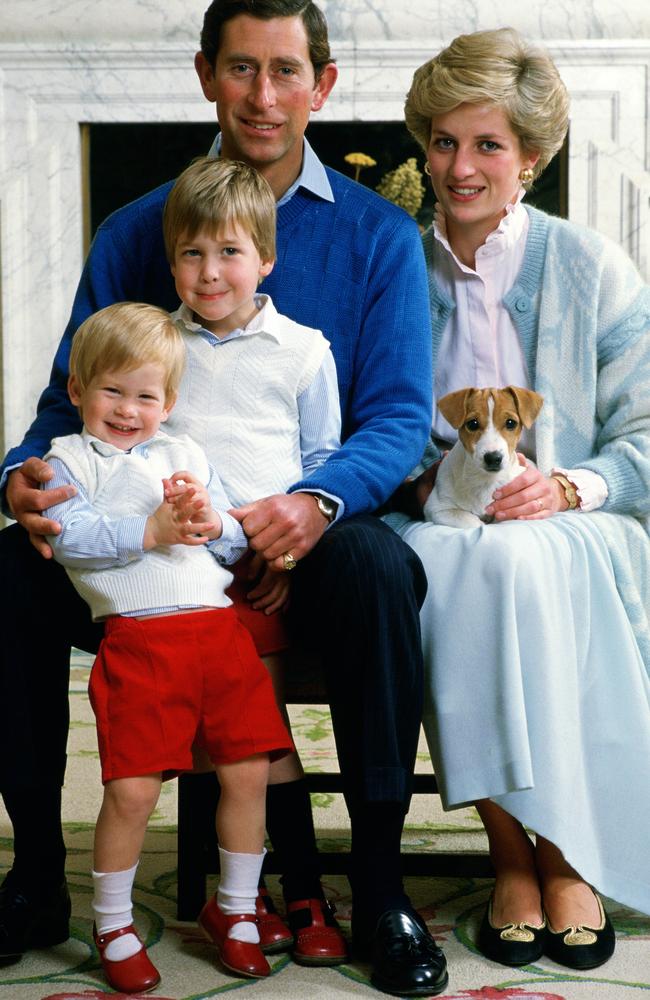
left=387, top=511, right=650, bottom=915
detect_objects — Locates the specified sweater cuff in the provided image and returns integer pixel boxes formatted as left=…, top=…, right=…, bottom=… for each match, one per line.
left=576, top=452, right=649, bottom=512
left=551, top=467, right=608, bottom=512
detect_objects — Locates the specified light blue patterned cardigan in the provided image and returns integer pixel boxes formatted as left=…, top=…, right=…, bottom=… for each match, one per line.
left=423, top=205, right=650, bottom=669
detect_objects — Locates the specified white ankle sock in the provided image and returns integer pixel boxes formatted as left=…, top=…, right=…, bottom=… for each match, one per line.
left=217, top=847, right=266, bottom=943
left=92, top=863, right=142, bottom=961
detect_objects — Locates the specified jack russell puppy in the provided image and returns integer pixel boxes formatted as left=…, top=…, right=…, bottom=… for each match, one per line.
left=423, top=385, right=544, bottom=528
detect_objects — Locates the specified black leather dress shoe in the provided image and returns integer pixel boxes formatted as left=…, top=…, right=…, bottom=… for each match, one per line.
left=544, top=894, right=615, bottom=970
left=356, top=908, right=448, bottom=997
left=0, top=873, right=71, bottom=959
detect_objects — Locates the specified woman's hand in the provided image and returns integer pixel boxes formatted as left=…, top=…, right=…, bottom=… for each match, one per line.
left=485, top=455, right=568, bottom=521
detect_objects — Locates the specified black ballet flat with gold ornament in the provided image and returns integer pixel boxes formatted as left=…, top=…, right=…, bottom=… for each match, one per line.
left=477, top=897, right=546, bottom=966
left=544, top=893, right=615, bottom=970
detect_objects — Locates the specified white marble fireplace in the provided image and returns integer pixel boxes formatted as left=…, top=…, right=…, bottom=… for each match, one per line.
left=1, top=0, right=649, bottom=459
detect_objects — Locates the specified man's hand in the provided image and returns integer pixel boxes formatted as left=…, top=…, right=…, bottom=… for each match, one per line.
left=389, top=460, right=443, bottom=520
left=231, top=493, right=328, bottom=572
left=485, top=454, right=567, bottom=521
left=414, top=461, right=444, bottom=511
left=6, top=458, right=77, bottom=558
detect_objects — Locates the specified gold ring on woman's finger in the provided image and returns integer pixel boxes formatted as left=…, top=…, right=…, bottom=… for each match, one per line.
left=283, top=552, right=297, bottom=571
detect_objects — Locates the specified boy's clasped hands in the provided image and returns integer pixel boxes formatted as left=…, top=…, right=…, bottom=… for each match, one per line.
left=152, top=472, right=291, bottom=613
left=146, top=471, right=223, bottom=548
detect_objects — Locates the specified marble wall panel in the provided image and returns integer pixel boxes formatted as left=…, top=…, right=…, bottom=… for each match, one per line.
left=2, top=0, right=648, bottom=43
left=1, top=0, right=649, bottom=463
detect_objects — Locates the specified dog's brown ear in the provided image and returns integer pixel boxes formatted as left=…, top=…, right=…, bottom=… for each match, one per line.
left=505, top=386, right=544, bottom=428
left=437, top=388, right=472, bottom=429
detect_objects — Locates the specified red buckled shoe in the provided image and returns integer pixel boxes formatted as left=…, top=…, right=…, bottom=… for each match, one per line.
left=287, top=897, right=348, bottom=966
left=198, top=895, right=271, bottom=978
left=256, top=889, right=294, bottom=954
left=93, top=923, right=160, bottom=994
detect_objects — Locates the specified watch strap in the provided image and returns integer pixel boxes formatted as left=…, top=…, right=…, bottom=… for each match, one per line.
left=306, top=492, right=337, bottom=523
left=552, top=473, right=579, bottom=510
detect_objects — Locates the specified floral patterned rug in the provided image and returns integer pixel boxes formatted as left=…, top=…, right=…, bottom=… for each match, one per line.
left=1, top=649, right=648, bottom=999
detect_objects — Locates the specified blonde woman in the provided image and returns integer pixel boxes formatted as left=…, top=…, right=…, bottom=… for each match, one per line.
left=388, top=27, right=650, bottom=970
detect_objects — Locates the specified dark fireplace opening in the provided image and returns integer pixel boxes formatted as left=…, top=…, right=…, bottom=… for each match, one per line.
left=87, top=121, right=567, bottom=245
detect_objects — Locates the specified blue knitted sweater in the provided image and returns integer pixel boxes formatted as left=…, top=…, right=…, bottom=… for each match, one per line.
left=3, top=168, right=432, bottom=517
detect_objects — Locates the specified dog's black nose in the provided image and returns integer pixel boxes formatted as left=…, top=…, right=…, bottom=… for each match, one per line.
left=483, top=451, right=504, bottom=471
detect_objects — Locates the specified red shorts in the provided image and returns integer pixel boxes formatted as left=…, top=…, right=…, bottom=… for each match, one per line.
left=226, top=552, right=290, bottom=656
left=89, top=608, right=293, bottom=783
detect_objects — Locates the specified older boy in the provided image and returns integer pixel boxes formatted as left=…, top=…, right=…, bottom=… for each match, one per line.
left=164, top=154, right=347, bottom=964
left=0, top=2, right=445, bottom=995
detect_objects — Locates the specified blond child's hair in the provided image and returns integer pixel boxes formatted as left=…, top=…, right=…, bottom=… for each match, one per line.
left=404, top=27, right=569, bottom=183
left=163, top=157, right=277, bottom=263
left=69, top=302, right=185, bottom=404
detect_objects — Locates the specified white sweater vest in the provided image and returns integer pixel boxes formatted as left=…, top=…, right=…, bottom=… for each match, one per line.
left=46, top=432, right=234, bottom=620
left=168, top=297, right=330, bottom=507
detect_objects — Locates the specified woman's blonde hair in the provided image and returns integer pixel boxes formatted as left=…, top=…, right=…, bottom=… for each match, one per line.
left=163, top=157, right=276, bottom=263
left=404, top=27, right=569, bottom=180
left=69, top=302, right=185, bottom=403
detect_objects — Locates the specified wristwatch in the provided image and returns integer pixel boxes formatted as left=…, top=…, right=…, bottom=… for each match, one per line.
left=552, top=473, right=579, bottom=510
left=307, top=492, right=338, bottom=523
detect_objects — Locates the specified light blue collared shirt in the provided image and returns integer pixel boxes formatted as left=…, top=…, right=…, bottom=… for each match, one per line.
left=207, top=134, right=334, bottom=207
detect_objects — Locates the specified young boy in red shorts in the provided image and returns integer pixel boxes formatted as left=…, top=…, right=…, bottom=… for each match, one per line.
left=43, top=301, right=293, bottom=992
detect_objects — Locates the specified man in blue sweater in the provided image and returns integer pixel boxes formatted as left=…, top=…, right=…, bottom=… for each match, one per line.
left=0, top=2, right=447, bottom=995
